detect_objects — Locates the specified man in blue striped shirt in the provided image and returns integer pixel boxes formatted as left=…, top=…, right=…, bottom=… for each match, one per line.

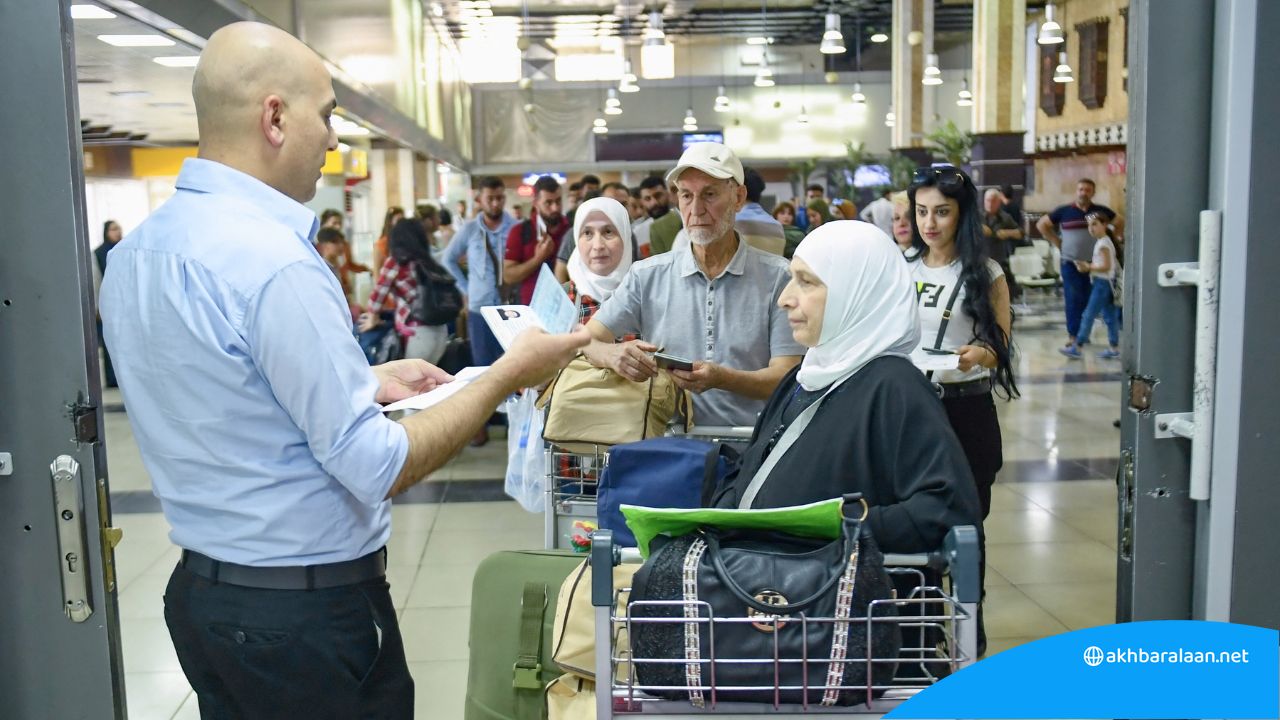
left=100, top=22, right=586, bottom=718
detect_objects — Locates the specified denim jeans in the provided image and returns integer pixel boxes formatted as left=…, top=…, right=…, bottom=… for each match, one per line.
left=1076, top=277, right=1121, bottom=347
left=1061, top=260, right=1093, bottom=339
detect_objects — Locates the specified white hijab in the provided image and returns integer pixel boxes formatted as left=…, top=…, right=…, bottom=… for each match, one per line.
left=793, top=220, right=921, bottom=391
left=567, top=197, right=633, bottom=302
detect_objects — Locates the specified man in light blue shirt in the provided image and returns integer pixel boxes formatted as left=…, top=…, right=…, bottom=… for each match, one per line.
left=100, top=22, right=586, bottom=718
left=442, top=175, right=515, bottom=368
left=734, top=166, right=786, bottom=256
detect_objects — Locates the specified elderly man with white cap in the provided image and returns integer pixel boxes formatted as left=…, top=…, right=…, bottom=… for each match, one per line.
left=582, top=142, right=804, bottom=427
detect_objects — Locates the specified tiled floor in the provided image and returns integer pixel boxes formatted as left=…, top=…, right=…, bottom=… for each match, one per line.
left=107, top=301, right=1123, bottom=719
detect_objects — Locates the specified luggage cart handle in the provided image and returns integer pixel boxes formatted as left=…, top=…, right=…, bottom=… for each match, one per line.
left=944, top=525, right=981, bottom=604
left=590, top=529, right=615, bottom=607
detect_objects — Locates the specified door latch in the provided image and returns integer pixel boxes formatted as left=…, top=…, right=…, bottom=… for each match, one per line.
left=50, top=456, right=93, bottom=622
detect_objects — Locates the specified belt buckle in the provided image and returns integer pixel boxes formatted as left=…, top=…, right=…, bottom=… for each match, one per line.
left=513, top=662, right=542, bottom=689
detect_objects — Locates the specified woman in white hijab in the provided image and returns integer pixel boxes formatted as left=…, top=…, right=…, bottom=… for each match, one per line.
left=566, top=196, right=633, bottom=322
left=712, top=221, right=979, bottom=554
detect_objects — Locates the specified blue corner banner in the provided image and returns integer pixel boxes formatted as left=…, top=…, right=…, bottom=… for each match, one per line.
left=886, top=621, right=1279, bottom=719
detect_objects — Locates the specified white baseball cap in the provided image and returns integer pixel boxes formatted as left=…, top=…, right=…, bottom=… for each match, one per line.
left=665, top=142, right=745, bottom=186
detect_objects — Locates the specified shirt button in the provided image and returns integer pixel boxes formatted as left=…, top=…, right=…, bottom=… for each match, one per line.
left=234, top=631, right=247, bottom=644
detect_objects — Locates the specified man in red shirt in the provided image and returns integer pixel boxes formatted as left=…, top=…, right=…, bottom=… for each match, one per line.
left=504, top=175, right=568, bottom=303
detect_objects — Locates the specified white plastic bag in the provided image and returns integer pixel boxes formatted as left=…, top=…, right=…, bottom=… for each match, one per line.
left=504, top=389, right=546, bottom=512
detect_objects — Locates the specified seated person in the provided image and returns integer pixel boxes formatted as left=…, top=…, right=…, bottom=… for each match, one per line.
left=566, top=196, right=633, bottom=323
left=585, top=142, right=804, bottom=428
left=712, top=220, right=979, bottom=554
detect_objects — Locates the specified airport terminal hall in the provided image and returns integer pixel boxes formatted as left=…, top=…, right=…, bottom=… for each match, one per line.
left=2, top=0, right=1276, bottom=718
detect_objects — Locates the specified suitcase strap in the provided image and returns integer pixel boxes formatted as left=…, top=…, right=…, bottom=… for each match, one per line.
left=514, top=582, right=548, bottom=692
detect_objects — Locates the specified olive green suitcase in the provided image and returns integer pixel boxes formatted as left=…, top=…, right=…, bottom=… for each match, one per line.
left=464, top=549, right=585, bottom=720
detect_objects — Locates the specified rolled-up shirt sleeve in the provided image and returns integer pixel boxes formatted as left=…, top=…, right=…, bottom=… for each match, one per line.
left=591, top=268, right=643, bottom=338
left=243, top=261, right=409, bottom=506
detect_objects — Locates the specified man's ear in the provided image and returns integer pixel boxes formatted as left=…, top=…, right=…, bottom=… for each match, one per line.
left=261, top=95, right=286, bottom=148
left=735, top=182, right=748, bottom=210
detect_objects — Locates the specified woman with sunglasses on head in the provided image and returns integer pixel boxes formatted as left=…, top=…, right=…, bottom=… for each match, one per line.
left=907, top=166, right=1019, bottom=656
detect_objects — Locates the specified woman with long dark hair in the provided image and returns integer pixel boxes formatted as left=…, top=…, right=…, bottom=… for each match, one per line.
left=907, top=166, right=1018, bottom=656
left=95, top=220, right=123, bottom=388
left=360, top=218, right=455, bottom=364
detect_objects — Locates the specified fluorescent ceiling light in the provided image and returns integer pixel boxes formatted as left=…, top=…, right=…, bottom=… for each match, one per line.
left=820, top=13, right=845, bottom=54
left=640, top=42, right=674, bottom=79
left=870, top=32, right=889, bottom=43
left=1053, top=53, right=1074, bottom=82
left=71, top=5, right=115, bottom=19
left=97, top=34, right=175, bottom=47
left=1038, top=4, right=1065, bottom=45
left=153, top=56, right=199, bottom=67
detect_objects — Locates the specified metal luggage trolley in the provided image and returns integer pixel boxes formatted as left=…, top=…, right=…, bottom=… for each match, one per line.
left=587, top=525, right=981, bottom=718
left=543, top=427, right=755, bottom=550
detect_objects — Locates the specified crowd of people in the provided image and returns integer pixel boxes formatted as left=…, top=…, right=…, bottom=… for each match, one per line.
left=89, top=21, right=1136, bottom=716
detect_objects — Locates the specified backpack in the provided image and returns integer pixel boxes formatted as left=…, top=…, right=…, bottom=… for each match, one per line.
left=410, top=260, right=463, bottom=326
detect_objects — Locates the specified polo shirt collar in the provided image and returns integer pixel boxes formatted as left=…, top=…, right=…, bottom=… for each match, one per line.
left=175, top=158, right=319, bottom=241
left=676, top=231, right=749, bottom=278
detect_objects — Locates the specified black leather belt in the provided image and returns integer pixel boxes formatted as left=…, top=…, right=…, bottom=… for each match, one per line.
left=934, top=377, right=992, bottom=400
left=179, top=547, right=387, bottom=591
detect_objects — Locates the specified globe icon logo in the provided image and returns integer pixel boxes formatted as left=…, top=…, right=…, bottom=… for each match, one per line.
left=1083, top=646, right=1105, bottom=667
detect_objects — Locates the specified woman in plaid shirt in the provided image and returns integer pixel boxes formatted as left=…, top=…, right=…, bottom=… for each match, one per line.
left=359, top=218, right=452, bottom=364
left=565, top=197, right=634, bottom=323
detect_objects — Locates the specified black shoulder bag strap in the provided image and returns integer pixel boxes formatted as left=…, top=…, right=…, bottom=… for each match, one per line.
left=925, top=280, right=963, bottom=382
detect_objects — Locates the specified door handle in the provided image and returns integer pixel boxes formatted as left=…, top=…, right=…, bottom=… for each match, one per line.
left=50, top=455, right=93, bottom=622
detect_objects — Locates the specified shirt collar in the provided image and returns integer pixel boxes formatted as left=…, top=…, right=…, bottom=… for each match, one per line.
left=174, top=158, right=319, bottom=241
left=676, top=231, right=749, bottom=278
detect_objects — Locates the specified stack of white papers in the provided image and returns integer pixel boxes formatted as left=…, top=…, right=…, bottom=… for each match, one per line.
left=381, top=366, right=489, bottom=413
left=909, top=350, right=961, bottom=373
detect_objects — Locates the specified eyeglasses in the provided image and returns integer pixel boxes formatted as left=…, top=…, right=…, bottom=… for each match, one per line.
left=911, top=166, right=966, bottom=191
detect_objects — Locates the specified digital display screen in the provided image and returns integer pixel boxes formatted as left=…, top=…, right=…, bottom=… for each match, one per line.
left=853, top=164, right=892, bottom=188
left=682, top=132, right=724, bottom=149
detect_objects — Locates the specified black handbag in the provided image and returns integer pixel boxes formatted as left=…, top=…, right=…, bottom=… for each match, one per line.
left=628, top=495, right=900, bottom=707
left=410, top=260, right=463, bottom=326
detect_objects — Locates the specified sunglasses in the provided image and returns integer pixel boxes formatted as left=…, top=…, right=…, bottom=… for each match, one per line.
left=911, top=166, right=966, bottom=191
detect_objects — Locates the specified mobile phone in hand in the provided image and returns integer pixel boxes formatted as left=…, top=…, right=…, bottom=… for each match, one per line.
left=654, top=352, right=694, bottom=371
left=922, top=347, right=956, bottom=355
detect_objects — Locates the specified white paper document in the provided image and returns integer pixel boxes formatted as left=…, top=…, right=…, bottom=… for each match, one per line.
left=480, top=265, right=577, bottom=351
left=910, top=350, right=962, bottom=373
left=381, top=366, right=489, bottom=413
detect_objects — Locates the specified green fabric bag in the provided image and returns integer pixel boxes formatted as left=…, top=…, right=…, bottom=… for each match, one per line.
left=465, top=549, right=584, bottom=720
left=620, top=497, right=846, bottom=558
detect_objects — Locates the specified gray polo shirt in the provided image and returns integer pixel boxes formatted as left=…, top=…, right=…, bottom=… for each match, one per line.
left=593, top=235, right=804, bottom=427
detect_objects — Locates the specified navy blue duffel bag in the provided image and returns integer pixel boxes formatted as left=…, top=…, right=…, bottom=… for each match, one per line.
left=597, top=437, right=740, bottom=547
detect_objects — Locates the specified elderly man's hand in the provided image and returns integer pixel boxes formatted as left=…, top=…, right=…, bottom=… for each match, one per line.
left=373, top=360, right=454, bottom=404
left=608, top=340, right=659, bottom=382
left=670, top=361, right=723, bottom=394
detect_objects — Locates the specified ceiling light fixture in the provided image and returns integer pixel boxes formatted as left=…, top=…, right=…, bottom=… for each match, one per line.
left=957, top=78, right=973, bottom=106
left=97, top=34, right=176, bottom=47
left=746, top=37, right=774, bottom=46
left=153, top=56, right=199, bottom=67
left=797, top=106, right=810, bottom=125
left=606, top=87, right=621, bottom=109
left=1053, top=52, right=1074, bottom=82
left=869, top=31, right=888, bottom=43
left=851, top=81, right=866, bottom=105
left=1038, top=4, right=1065, bottom=45
left=885, top=107, right=896, bottom=127
left=70, top=4, right=116, bottom=19
left=820, top=12, right=845, bottom=54
left=922, top=53, right=942, bottom=85
left=714, top=85, right=731, bottom=112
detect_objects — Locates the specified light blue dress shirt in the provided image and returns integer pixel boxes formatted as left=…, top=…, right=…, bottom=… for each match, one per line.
left=442, top=212, right=516, bottom=310
left=100, top=159, right=409, bottom=566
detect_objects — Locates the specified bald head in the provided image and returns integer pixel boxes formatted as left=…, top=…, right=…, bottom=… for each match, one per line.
left=194, top=22, right=337, bottom=202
